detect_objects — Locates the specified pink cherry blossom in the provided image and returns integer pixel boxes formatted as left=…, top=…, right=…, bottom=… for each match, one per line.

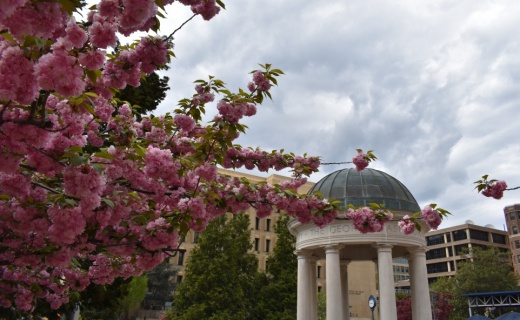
left=34, top=50, right=85, bottom=97
left=191, top=0, right=220, bottom=20
left=352, top=152, right=369, bottom=171
left=398, top=215, right=415, bottom=235
left=88, top=19, right=118, bottom=48
left=62, top=19, right=88, bottom=49
left=345, top=207, right=392, bottom=233
left=79, top=49, right=106, bottom=70
left=0, top=45, right=38, bottom=104
left=482, top=180, right=508, bottom=200
left=421, top=205, right=442, bottom=230
left=252, top=70, right=271, bottom=91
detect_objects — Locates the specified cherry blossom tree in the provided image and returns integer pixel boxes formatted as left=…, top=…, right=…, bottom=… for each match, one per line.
left=0, top=0, right=447, bottom=313
left=474, top=175, right=519, bottom=200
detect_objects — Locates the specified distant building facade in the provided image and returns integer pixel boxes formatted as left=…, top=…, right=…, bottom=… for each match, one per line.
left=504, top=204, right=520, bottom=276
left=170, top=168, right=315, bottom=283
left=171, top=168, right=434, bottom=320
left=424, top=223, right=509, bottom=283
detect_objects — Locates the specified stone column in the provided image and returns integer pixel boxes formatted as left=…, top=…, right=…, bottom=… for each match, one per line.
left=296, top=250, right=312, bottom=320
left=408, top=247, right=432, bottom=320
left=340, top=260, right=351, bottom=320
left=325, top=245, right=343, bottom=320
left=376, top=243, right=397, bottom=320
left=310, top=256, right=318, bottom=320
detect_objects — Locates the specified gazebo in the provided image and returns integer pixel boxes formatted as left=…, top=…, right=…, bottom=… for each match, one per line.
left=289, top=168, right=432, bottom=320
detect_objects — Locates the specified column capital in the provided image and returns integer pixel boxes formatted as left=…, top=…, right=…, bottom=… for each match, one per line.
left=406, top=246, right=428, bottom=260
left=324, top=244, right=344, bottom=254
left=373, top=242, right=394, bottom=252
left=408, top=246, right=428, bottom=254
left=294, top=250, right=312, bottom=258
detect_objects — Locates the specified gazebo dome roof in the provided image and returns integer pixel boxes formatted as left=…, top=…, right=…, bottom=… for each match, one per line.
left=309, top=168, right=420, bottom=212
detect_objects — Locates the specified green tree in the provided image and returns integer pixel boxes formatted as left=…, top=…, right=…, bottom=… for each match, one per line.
left=143, top=262, right=178, bottom=310
left=115, top=72, right=170, bottom=117
left=317, top=291, right=326, bottom=320
left=254, top=214, right=297, bottom=320
left=431, top=247, right=519, bottom=319
left=118, top=276, right=148, bottom=320
left=166, top=213, right=260, bottom=320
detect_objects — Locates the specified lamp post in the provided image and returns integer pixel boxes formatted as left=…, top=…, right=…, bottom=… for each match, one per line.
left=368, top=295, right=377, bottom=320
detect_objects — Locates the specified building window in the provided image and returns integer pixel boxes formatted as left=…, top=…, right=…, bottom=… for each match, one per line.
left=266, top=218, right=271, bottom=232
left=469, top=229, right=489, bottom=242
left=178, top=251, right=185, bottom=266
left=453, top=230, right=468, bottom=241
left=254, top=238, right=259, bottom=252
left=454, top=244, right=468, bottom=255
left=517, top=211, right=520, bottom=219
left=317, top=286, right=322, bottom=292
left=445, top=233, right=451, bottom=242
left=513, top=226, right=519, bottom=235
left=255, top=217, right=260, bottom=230
left=427, top=262, right=449, bottom=274
left=265, top=239, right=271, bottom=253
left=426, top=248, right=447, bottom=260
left=517, top=255, right=520, bottom=264
left=515, top=240, right=520, bottom=249
left=426, top=234, right=445, bottom=246
left=511, top=212, right=516, bottom=220
left=193, top=232, right=199, bottom=243
left=176, top=275, right=183, bottom=283
left=449, top=261, right=455, bottom=272
left=492, top=233, right=507, bottom=244
left=472, top=244, right=488, bottom=250
left=447, top=246, right=453, bottom=257
left=317, top=266, right=322, bottom=278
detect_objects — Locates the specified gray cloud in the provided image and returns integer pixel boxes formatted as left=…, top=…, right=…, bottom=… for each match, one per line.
left=155, top=0, right=520, bottom=229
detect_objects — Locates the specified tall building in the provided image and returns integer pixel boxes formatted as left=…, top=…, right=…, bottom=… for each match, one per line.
left=424, top=222, right=509, bottom=283
left=504, top=204, right=520, bottom=276
left=171, top=168, right=315, bottom=283
left=170, top=168, right=429, bottom=319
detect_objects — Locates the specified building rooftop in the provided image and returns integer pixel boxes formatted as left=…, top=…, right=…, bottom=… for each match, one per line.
left=309, top=168, right=420, bottom=212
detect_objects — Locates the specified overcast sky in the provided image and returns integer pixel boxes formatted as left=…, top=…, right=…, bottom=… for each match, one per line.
left=151, top=0, right=520, bottom=230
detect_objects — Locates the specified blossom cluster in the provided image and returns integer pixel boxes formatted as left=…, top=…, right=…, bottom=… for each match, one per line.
left=0, top=0, right=432, bottom=313
left=352, top=152, right=369, bottom=171
left=0, top=0, right=348, bottom=311
left=343, top=204, right=445, bottom=235
left=345, top=207, right=393, bottom=233
left=481, top=180, right=508, bottom=200
left=352, top=149, right=377, bottom=171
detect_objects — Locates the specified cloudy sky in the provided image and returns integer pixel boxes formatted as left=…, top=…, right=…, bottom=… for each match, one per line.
left=150, top=0, right=520, bottom=230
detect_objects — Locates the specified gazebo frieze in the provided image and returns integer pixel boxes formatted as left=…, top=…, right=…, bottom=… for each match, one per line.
left=291, top=220, right=427, bottom=251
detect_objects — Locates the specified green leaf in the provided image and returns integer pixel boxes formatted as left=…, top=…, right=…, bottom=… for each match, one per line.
left=85, top=69, right=101, bottom=85
left=103, top=198, right=115, bottom=208
left=128, top=192, right=141, bottom=200
left=134, top=145, right=147, bottom=157
left=81, top=102, right=96, bottom=115
left=66, top=146, right=83, bottom=153
left=58, top=0, right=82, bottom=14
left=70, top=155, right=87, bottom=167
left=84, top=92, right=98, bottom=98
left=0, top=32, right=15, bottom=42
left=216, top=0, right=226, bottom=9
left=0, top=194, right=11, bottom=200
left=64, top=198, right=77, bottom=207
left=94, top=150, right=116, bottom=160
